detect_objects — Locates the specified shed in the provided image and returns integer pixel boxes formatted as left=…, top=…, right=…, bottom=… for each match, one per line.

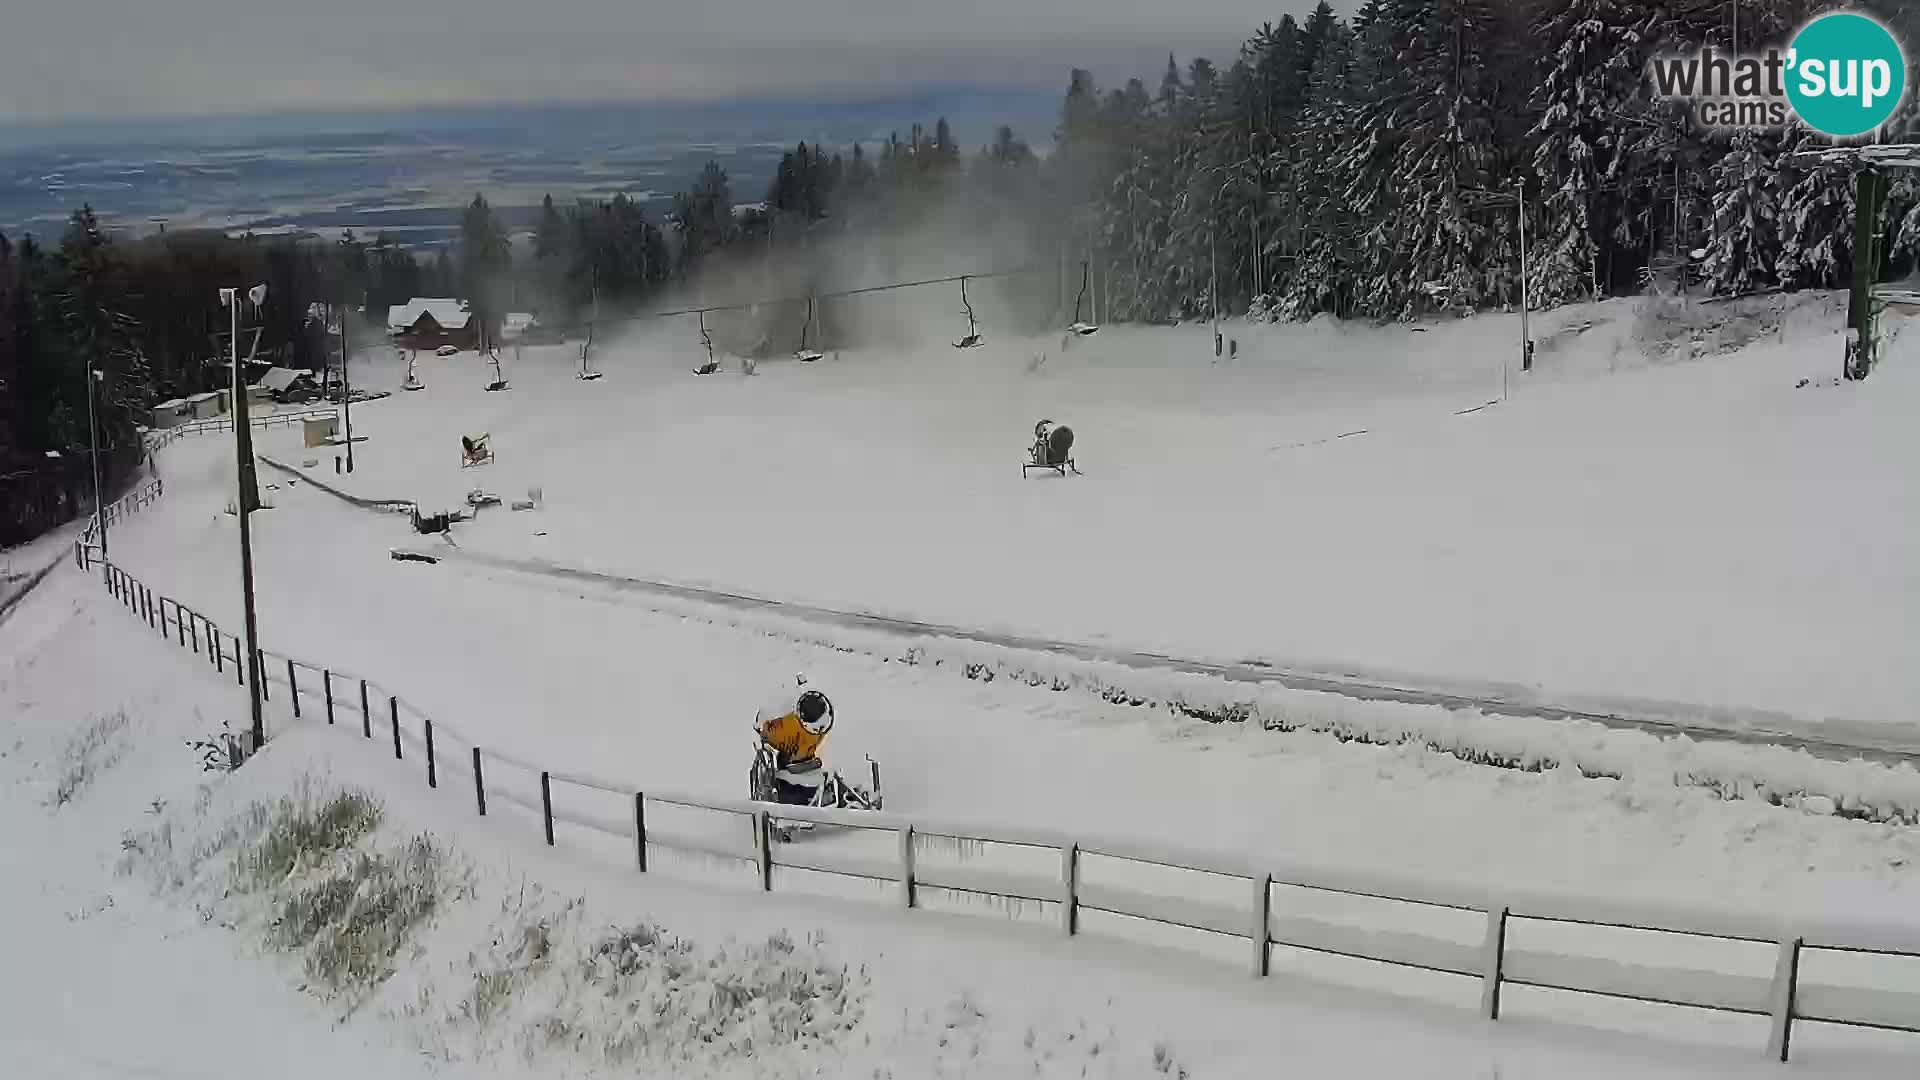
left=255, top=366, right=319, bottom=404
left=185, top=391, right=225, bottom=419
left=151, top=398, right=191, bottom=429
left=303, top=415, right=340, bottom=448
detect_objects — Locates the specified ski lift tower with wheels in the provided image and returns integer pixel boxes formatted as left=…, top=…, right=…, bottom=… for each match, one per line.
left=1783, top=143, right=1920, bottom=382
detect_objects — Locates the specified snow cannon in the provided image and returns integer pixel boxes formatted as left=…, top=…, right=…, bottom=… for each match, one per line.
left=1023, top=420, right=1080, bottom=477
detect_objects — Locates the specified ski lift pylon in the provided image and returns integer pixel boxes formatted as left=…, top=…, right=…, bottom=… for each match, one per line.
left=953, top=275, right=984, bottom=349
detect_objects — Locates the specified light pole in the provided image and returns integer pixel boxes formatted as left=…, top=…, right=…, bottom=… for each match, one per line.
left=85, top=360, right=106, bottom=569
left=222, top=283, right=268, bottom=754
left=339, top=298, right=354, bottom=472
left=1517, top=175, right=1532, bottom=377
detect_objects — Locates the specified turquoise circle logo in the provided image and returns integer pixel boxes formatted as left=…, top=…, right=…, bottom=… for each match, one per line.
left=1786, top=13, right=1907, bottom=137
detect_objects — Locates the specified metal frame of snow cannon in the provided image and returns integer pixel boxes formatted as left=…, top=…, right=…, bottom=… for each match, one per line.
left=794, top=296, right=824, bottom=362
left=750, top=743, right=883, bottom=840
left=953, top=275, right=984, bottom=349
left=1022, top=419, right=1080, bottom=477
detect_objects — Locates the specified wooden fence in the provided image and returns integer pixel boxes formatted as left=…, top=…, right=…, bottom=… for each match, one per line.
left=74, top=539, right=1920, bottom=1065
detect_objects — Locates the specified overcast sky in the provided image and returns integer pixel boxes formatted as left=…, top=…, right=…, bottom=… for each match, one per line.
left=1, top=0, right=1344, bottom=124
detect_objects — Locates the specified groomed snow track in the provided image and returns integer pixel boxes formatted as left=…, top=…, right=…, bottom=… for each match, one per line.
left=253, top=456, right=1920, bottom=768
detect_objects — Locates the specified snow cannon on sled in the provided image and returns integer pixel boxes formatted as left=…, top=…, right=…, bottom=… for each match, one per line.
left=750, top=743, right=883, bottom=840
left=1023, top=419, right=1080, bottom=477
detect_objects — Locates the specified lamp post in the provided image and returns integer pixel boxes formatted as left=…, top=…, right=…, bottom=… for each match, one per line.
left=222, top=283, right=268, bottom=754
left=85, top=360, right=106, bottom=568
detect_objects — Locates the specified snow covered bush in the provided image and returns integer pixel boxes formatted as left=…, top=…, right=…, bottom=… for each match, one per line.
left=269, top=836, right=448, bottom=998
left=405, top=888, right=869, bottom=1072
left=235, top=788, right=382, bottom=889
left=50, top=710, right=129, bottom=808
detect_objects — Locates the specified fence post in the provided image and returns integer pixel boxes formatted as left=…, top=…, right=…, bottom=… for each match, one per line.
left=232, top=639, right=243, bottom=685
left=1481, top=905, right=1509, bottom=1021
left=473, top=749, right=487, bottom=817
left=360, top=680, right=371, bottom=738
left=633, top=793, right=647, bottom=871
left=189, top=613, right=200, bottom=655
left=173, top=602, right=186, bottom=647
left=1251, top=874, right=1272, bottom=976
left=323, top=670, right=335, bottom=725
left=899, top=824, right=916, bottom=909
left=424, top=716, right=437, bottom=788
left=1766, top=936, right=1803, bottom=1062
left=753, top=811, right=773, bottom=891
left=1061, top=842, right=1079, bottom=936
left=389, top=696, right=402, bottom=760
left=540, top=772, right=555, bottom=846
left=286, top=659, right=300, bottom=718
left=256, top=651, right=267, bottom=698
left=213, top=627, right=224, bottom=673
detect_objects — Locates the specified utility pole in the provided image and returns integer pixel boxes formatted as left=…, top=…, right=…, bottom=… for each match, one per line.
left=85, top=359, right=106, bottom=568
left=1518, top=175, right=1531, bottom=380
left=224, top=285, right=267, bottom=753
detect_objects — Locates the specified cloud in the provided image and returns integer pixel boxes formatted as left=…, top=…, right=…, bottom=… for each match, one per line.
left=0, top=0, right=1343, bottom=123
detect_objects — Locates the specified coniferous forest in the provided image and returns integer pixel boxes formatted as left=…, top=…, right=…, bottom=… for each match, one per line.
left=3, top=0, right=1918, bottom=543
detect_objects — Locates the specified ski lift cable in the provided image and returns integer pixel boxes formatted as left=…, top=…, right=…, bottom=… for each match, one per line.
left=612, top=262, right=1048, bottom=326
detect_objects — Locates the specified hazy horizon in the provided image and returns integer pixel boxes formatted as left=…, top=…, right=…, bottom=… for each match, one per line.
left=2, top=0, right=1343, bottom=126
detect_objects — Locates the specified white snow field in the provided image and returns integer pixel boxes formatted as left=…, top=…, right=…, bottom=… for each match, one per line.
left=18, top=569, right=1917, bottom=1079
left=256, top=292, right=1917, bottom=746
left=12, top=291, right=1920, bottom=1075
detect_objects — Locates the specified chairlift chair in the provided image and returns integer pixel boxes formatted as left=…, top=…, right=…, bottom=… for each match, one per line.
left=484, top=347, right=511, bottom=392
left=794, top=296, right=824, bottom=362
left=693, top=310, right=723, bottom=374
left=1066, top=260, right=1100, bottom=337
left=953, top=276, right=984, bottom=349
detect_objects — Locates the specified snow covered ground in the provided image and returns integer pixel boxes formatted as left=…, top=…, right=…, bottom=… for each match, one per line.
left=99, top=408, right=1920, bottom=929
left=13, top=291, right=1920, bottom=1075
left=21, top=568, right=1920, bottom=1077
left=261, top=293, right=1920, bottom=742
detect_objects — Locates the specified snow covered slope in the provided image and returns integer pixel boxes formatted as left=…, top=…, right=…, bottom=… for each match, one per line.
left=272, top=292, right=1916, bottom=741
left=19, top=568, right=1913, bottom=1077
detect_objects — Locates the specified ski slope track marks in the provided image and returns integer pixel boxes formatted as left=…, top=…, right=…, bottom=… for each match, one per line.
left=378, top=539, right=1920, bottom=767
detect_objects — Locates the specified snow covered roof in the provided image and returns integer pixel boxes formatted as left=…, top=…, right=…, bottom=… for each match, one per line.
left=387, top=299, right=469, bottom=334
left=254, top=366, right=313, bottom=392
